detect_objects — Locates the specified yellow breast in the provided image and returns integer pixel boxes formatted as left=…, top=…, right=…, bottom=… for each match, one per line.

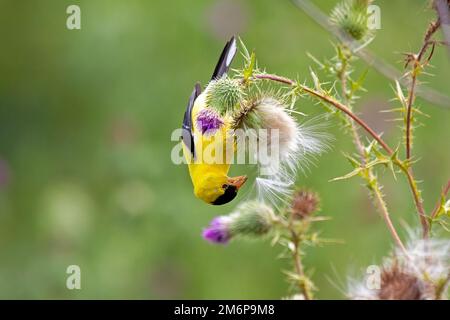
left=182, top=93, right=235, bottom=202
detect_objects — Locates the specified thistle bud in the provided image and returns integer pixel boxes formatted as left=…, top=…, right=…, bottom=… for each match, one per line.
left=290, top=189, right=320, bottom=219
left=202, top=216, right=233, bottom=244
left=228, top=201, right=275, bottom=237
left=330, top=0, right=372, bottom=41
left=206, top=77, right=243, bottom=115
left=202, top=201, right=275, bottom=244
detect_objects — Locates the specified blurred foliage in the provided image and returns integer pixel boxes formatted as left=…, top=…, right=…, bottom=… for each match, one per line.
left=0, top=0, right=449, bottom=299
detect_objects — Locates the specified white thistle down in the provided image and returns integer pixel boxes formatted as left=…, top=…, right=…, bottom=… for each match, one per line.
left=348, top=235, right=450, bottom=300
left=398, top=237, right=450, bottom=284
left=243, top=97, right=330, bottom=208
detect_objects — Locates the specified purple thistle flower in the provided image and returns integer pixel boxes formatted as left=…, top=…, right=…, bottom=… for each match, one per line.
left=202, top=217, right=231, bottom=244
left=196, top=109, right=223, bottom=135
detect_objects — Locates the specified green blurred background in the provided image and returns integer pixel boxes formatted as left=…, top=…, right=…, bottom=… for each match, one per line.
left=0, top=0, right=448, bottom=299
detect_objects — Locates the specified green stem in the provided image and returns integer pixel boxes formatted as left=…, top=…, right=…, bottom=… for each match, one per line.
left=287, top=220, right=313, bottom=300
left=402, top=20, right=440, bottom=237
left=396, top=161, right=429, bottom=238
left=435, top=274, right=450, bottom=300
left=254, top=72, right=428, bottom=241
left=337, top=58, right=408, bottom=256
left=274, top=217, right=314, bottom=299
left=254, top=73, right=393, bottom=154
left=370, top=178, right=409, bottom=256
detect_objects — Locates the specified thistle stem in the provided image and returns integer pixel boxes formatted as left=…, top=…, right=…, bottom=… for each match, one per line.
left=405, top=75, right=417, bottom=161
left=275, top=217, right=314, bottom=299
left=255, top=72, right=411, bottom=254
left=402, top=20, right=440, bottom=237
left=288, top=226, right=313, bottom=300
left=405, top=20, right=440, bottom=161
left=254, top=73, right=393, bottom=154
left=337, top=57, right=408, bottom=254
left=372, top=181, right=409, bottom=256
left=255, top=72, right=430, bottom=240
left=402, top=166, right=429, bottom=238
left=435, top=274, right=450, bottom=300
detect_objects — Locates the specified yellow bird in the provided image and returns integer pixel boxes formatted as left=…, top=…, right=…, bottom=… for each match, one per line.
left=181, top=36, right=247, bottom=205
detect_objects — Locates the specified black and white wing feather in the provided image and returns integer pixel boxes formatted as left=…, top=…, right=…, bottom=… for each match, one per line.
left=211, top=36, right=237, bottom=80
left=182, top=83, right=201, bottom=159
left=181, top=36, right=237, bottom=159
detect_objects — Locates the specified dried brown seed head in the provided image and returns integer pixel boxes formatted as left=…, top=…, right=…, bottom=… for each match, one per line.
left=378, top=262, right=432, bottom=300
left=290, top=189, right=320, bottom=219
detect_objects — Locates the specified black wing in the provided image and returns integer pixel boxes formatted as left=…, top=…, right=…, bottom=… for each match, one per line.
left=211, top=36, right=237, bottom=80
left=182, top=37, right=237, bottom=158
left=182, top=83, right=202, bottom=159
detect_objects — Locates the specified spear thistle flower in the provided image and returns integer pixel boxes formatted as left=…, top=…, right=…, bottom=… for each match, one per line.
left=202, top=216, right=232, bottom=244
left=196, top=108, right=224, bottom=135
left=202, top=201, right=275, bottom=244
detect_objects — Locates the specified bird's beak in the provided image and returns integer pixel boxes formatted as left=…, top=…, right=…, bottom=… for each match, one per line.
left=227, top=175, right=248, bottom=190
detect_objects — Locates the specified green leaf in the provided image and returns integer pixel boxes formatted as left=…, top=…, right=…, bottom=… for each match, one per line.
left=243, top=51, right=256, bottom=83
left=395, top=80, right=407, bottom=107
left=436, top=198, right=450, bottom=218
left=350, top=68, right=369, bottom=94
left=330, top=167, right=363, bottom=182
left=306, top=52, right=325, bottom=69
left=439, top=220, right=450, bottom=232
left=310, top=68, right=322, bottom=91
left=388, top=160, right=397, bottom=180
left=238, top=37, right=250, bottom=61
left=365, top=158, right=390, bottom=169
left=343, top=152, right=361, bottom=168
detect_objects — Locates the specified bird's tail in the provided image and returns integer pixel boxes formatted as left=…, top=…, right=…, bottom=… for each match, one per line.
left=211, top=36, right=237, bottom=80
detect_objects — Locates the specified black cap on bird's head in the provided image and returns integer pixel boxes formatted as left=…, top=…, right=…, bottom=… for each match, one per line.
left=212, top=175, right=247, bottom=206
left=212, top=184, right=238, bottom=205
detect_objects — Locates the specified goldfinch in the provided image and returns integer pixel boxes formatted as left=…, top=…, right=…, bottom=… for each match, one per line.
left=181, top=36, right=247, bottom=205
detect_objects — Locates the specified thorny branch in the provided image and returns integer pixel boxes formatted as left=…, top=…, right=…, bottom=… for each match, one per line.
left=254, top=73, right=393, bottom=154
left=404, top=19, right=440, bottom=161
left=402, top=19, right=442, bottom=238
left=253, top=73, right=411, bottom=255
left=290, top=0, right=450, bottom=109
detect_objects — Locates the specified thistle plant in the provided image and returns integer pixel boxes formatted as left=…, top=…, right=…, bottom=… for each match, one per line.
left=200, top=0, right=449, bottom=299
left=203, top=189, right=332, bottom=300
left=203, top=201, right=275, bottom=244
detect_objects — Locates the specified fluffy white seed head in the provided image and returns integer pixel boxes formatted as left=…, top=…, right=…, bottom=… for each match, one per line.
left=348, top=234, right=450, bottom=300
left=232, top=95, right=331, bottom=208
left=253, top=98, right=330, bottom=207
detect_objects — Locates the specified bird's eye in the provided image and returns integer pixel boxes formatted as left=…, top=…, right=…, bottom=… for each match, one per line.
left=222, top=184, right=228, bottom=189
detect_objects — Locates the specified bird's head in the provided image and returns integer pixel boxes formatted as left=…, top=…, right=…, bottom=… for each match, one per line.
left=194, top=173, right=247, bottom=205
